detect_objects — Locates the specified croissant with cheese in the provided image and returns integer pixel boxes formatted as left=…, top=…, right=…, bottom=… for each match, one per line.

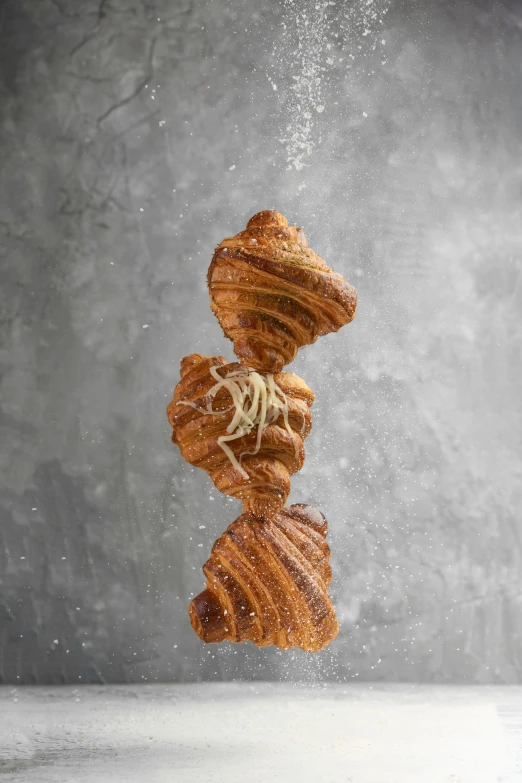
left=167, top=353, right=314, bottom=516
left=207, top=210, right=357, bottom=373
left=165, top=210, right=357, bottom=653
left=189, top=504, right=339, bottom=651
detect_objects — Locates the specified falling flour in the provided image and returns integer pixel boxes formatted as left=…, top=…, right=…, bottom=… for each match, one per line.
left=269, top=0, right=390, bottom=170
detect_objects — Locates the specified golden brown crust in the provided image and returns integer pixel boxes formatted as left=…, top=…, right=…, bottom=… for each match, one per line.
left=165, top=212, right=347, bottom=653
left=189, top=504, right=339, bottom=652
left=166, top=353, right=314, bottom=516
left=207, top=210, right=357, bottom=372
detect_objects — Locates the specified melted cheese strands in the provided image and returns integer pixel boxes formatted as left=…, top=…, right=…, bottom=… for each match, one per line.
left=180, top=366, right=294, bottom=479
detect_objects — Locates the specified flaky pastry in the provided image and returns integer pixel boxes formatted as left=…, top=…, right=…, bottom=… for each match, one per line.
left=208, top=210, right=357, bottom=372
left=189, top=504, right=339, bottom=652
left=167, top=353, right=314, bottom=516
left=166, top=210, right=357, bottom=653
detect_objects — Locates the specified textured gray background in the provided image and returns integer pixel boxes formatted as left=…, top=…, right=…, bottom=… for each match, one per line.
left=1, top=0, right=521, bottom=685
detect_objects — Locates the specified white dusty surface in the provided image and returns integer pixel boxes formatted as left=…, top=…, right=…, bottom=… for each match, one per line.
left=0, top=684, right=521, bottom=783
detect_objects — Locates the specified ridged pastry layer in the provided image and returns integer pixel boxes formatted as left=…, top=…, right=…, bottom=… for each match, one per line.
left=208, top=210, right=357, bottom=372
left=167, top=354, right=314, bottom=516
left=189, top=504, right=339, bottom=652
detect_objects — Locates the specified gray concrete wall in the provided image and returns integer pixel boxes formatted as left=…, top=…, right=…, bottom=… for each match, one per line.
left=0, top=0, right=521, bottom=684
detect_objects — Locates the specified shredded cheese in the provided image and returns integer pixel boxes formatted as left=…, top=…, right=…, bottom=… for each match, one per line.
left=179, top=366, right=297, bottom=479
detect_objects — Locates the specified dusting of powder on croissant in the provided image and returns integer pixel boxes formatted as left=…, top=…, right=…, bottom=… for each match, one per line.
left=179, top=367, right=295, bottom=479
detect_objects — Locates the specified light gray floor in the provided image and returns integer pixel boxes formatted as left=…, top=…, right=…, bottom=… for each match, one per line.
left=1, top=684, right=521, bottom=782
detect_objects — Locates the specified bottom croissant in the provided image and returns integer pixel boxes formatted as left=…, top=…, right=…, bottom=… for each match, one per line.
left=189, top=504, right=339, bottom=652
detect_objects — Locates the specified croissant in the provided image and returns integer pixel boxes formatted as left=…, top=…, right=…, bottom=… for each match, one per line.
left=189, top=504, right=339, bottom=651
left=207, top=210, right=357, bottom=372
left=167, top=353, right=314, bottom=516
left=165, top=210, right=355, bottom=653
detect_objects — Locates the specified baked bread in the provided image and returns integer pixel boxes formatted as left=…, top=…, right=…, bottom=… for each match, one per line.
left=207, top=210, right=357, bottom=372
left=167, top=354, right=314, bottom=516
left=165, top=210, right=351, bottom=653
left=189, top=504, right=339, bottom=651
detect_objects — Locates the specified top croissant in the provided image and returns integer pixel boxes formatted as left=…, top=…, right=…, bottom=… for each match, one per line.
left=207, top=210, right=357, bottom=373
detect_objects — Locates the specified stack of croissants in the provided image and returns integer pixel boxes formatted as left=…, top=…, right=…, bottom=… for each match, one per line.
left=167, top=210, right=357, bottom=652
